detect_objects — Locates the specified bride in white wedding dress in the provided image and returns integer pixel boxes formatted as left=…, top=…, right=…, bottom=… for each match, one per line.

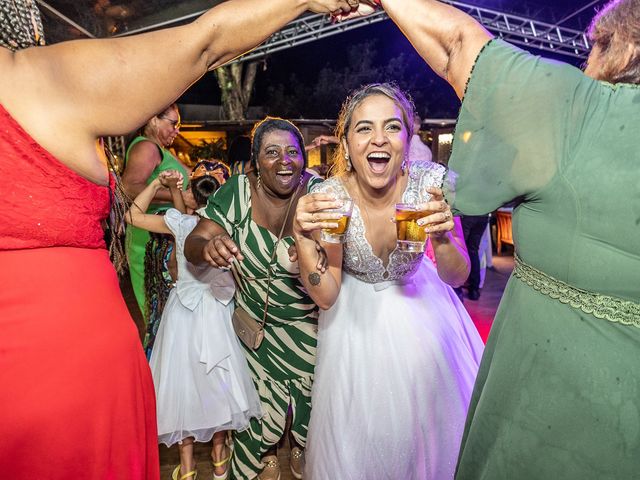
left=293, top=83, right=484, bottom=480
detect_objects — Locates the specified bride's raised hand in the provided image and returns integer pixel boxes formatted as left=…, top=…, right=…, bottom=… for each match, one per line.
left=293, top=192, right=343, bottom=238
left=307, top=0, right=356, bottom=15
left=416, top=187, right=455, bottom=238
left=330, top=0, right=378, bottom=22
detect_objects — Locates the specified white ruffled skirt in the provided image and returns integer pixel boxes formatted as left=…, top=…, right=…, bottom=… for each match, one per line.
left=305, top=257, right=484, bottom=479
left=150, top=289, right=262, bottom=447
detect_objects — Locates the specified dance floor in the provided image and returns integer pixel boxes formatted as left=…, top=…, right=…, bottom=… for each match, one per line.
left=465, top=253, right=514, bottom=343
left=120, top=254, right=514, bottom=477
left=150, top=252, right=514, bottom=478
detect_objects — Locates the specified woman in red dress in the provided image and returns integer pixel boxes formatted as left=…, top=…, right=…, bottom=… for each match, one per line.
left=0, top=0, right=355, bottom=478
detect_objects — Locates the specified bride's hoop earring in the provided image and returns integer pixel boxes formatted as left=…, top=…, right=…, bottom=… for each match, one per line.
left=345, top=153, right=352, bottom=172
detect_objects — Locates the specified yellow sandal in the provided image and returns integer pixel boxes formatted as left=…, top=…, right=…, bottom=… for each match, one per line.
left=172, top=465, right=197, bottom=480
left=212, top=448, right=232, bottom=480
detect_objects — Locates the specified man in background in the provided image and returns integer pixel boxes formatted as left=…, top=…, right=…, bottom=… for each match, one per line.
left=409, top=112, right=433, bottom=163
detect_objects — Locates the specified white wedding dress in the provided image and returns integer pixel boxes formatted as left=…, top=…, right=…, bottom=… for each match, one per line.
left=305, top=162, right=484, bottom=480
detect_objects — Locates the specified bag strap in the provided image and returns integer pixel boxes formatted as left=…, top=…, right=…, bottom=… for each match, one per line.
left=259, top=180, right=305, bottom=328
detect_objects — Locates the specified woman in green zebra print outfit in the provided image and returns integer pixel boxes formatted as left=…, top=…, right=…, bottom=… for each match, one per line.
left=186, top=118, right=324, bottom=480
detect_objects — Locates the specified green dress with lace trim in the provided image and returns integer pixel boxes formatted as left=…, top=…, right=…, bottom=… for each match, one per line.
left=448, top=39, right=640, bottom=479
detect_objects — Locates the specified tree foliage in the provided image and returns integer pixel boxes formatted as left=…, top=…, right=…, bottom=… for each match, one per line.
left=190, top=138, right=227, bottom=162
left=262, top=39, right=459, bottom=119
left=215, top=61, right=259, bottom=120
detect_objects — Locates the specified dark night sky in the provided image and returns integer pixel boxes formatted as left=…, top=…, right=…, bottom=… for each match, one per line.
left=179, top=20, right=458, bottom=115
left=177, top=0, right=605, bottom=118
left=40, top=0, right=607, bottom=118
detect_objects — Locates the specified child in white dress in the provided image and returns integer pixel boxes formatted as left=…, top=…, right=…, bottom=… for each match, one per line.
left=126, top=164, right=261, bottom=480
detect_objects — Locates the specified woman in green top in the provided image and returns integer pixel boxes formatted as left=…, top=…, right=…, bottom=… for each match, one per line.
left=185, top=118, right=324, bottom=480
left=343, top=0, right=640, bottom=478
left=122, top=103, right=190, bottom=322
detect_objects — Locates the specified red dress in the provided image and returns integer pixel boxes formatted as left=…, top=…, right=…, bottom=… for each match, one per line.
left=0, top=104, right=159, bottom=479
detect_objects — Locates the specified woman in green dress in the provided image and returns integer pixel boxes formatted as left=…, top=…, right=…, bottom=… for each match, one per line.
left=185, top=118, right=324, bottom=480
left=122, top=104, right=190, bottom=325
left=344, top=0, right=640, bottom=478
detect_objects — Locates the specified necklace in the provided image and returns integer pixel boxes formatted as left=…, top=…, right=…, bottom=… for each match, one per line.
left=350, top=173, right=406, bottom=226
left=253, top=179, right=303, bottom=235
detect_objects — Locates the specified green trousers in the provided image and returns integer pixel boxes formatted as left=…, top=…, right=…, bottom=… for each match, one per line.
left=231, top=376, right=313, bottom=479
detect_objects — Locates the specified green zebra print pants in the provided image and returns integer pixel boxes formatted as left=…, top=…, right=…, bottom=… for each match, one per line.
left=230, top=376, right=313, bottom=479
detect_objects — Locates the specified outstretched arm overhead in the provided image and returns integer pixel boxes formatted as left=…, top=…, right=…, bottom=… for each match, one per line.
left=353, top=0, right=491, bottom=98
left=125, top=170, right=183, bottom=234
left=0, top=0, right=356, bottom=180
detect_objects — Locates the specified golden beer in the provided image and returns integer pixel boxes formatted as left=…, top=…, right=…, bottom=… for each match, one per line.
left=320, top=198, right=354, bottom=243
left=396, top=203, right=429, bottom=252
left=323, top=213, right=351, bottom=236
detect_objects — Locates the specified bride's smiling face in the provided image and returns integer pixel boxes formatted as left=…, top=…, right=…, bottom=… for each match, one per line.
left=343, top=94, right=409, bottom=191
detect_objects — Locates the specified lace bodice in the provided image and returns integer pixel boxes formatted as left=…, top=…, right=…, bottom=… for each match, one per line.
left=313, top=161, right=446, bottom=284
left=0, top=104, right=111, bottom=250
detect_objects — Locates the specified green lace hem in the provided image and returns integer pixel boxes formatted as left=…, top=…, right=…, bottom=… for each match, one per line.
left=514, top=254, right=640, bottom=328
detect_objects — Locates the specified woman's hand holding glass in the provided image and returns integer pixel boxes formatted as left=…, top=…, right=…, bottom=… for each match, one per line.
left=294, top=193, right=346, bottom=237
left=415, top=187, right=455, bottom=238
left=293, top=193, right=346, bottom=276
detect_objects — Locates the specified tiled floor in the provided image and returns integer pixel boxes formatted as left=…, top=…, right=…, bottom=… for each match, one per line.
left=160, top=440, right=297, bottom=480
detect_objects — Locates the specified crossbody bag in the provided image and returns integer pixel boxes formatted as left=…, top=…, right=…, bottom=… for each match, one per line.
left=231, top=182, right=302, bottom=349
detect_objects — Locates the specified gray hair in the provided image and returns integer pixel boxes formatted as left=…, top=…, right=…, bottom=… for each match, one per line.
left=331, top=83, right=415, bottom=177
left=0, top=0, right=45, bottom=51
left=587, top=0, right=640, bottom=84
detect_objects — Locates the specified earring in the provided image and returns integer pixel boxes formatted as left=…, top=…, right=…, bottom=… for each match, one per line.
left=299, top=172, right=305, bottom=186
left=257, top=171, right=262, bottom=189
left=401, top=156, right=409, bottom=175
left=345, top=153, right=352, bottom=172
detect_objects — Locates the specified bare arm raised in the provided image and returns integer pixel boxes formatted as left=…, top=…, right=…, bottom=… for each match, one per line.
left=124, top=171, right=184, bottom=234
left=376, top=0, right=491, bottom=98
left=0, top=0, right=355, bottom=183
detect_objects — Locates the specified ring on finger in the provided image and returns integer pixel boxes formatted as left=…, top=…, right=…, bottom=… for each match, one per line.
left=311, top=213, right=317, bottom=223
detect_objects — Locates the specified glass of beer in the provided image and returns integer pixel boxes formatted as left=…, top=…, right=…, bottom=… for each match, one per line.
left=395, top=203, right=429, bottom=252
left=320, top=198, right=354, bottom=243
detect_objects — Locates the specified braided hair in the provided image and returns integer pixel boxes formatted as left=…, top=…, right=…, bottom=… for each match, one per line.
left=0, top=0, right=46, bottom=52
left=143, top=231, right=173, bottom=357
